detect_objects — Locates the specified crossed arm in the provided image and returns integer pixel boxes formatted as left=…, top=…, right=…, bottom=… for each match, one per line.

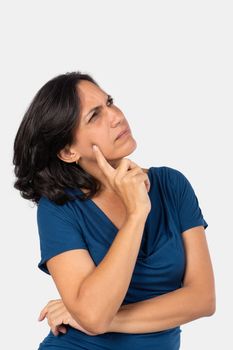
left=104, top=226, right=216, bottom=334
left=107, top=285, right=214, bottom=334
left=41, top=226, right=215, bottom=335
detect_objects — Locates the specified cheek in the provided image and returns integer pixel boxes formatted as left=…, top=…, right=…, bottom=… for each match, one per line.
left=76, top=126, right=115, bottom=155
left=91, top=132, right=116, bottom=156
left=89, top=127, right=110, bottom=143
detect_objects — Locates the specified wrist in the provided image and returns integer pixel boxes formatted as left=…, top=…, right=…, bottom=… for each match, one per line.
left=126, top=211, right=148, bottom=223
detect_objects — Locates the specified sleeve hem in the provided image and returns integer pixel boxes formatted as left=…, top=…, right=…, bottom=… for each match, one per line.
left=38, top=245, right=88, bottom=275
left=180, top=220, right=208, bottom=234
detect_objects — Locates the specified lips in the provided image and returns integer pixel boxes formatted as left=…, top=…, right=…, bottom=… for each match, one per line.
left=115, top=127, right=130, bottom=140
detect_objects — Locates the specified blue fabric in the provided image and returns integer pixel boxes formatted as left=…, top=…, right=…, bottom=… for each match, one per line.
left=37, top=166, right=208, bottom=350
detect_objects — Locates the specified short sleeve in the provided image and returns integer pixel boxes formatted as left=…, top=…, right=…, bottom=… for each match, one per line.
left=169, top=168, right=208, bottom=233
left=37, top=196, right=88, bottom=275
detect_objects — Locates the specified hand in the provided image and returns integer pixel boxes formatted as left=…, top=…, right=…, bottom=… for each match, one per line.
left=37, top=299, right=96, bottom=336
left=92, top=144, right=151, bottom=216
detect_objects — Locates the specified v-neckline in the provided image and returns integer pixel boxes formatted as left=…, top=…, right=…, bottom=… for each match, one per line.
left=78, top=167, right=153, bottom=231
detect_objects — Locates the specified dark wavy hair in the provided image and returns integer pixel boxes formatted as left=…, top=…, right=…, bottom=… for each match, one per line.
left=13, top=71, right=103, bottom=206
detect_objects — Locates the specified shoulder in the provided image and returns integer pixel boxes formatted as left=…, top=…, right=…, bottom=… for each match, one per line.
left=37, top=194, right=80, bottom=224
left=37, top=195, right=65, bottom=215
left=150, top=165, right=185, bottom=188
left=149, top=166, right=191, bottom=206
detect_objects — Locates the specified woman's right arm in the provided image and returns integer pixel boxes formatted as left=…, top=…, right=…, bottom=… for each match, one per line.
left=46, top=209, right=148, bottom=335
left=76, top=211, right=148, bottom=333
left=47, top=145, right=151, bottom=335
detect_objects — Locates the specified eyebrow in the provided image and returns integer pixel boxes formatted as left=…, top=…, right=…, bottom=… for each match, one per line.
left=84, top=94, right=112, bottom=119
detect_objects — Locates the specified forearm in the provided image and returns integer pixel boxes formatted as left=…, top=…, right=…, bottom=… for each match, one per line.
left=76, top=212, right=147, bottom=332
left=107, top=286, right=212, bottom=334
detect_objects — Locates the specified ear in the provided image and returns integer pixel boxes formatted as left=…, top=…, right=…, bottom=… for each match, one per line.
left=57, top=145, right=80, bottom=164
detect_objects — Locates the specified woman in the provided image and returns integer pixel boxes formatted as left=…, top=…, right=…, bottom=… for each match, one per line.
left=13, top=71, right=216, bottom=350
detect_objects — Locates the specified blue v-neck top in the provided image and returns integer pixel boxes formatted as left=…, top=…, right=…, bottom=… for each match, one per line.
left=37, top=166, right=208, bottom=350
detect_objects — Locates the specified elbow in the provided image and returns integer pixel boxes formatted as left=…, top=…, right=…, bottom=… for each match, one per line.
left=187, top=286, right=216, bottom=318
left=83, top=318, right=105, bottom=335
left=71, top=292, right=107, bottom=335
left=204, top=298, right=216, bottom=316
left=202, top=294, right=216, bottom=317
left=70, top=309, right=103, bottom=335
left=81, top=312, right=107, bottom=335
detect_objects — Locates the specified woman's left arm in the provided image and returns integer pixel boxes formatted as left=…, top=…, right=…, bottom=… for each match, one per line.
left=107, top=226, right=216, bottom=333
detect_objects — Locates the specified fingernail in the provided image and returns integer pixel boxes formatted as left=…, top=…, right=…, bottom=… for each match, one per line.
left=92, top=145, right=97, bottom=151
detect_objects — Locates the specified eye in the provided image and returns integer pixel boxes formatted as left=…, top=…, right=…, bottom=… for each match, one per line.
left=89, top=111, right=99, bottom=122
left=88, top=97, right=114, bottom=122
left=107, top=97, right=114, bottom=106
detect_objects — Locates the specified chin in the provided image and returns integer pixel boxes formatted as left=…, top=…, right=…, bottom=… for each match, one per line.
left=113, top=137, right=137, bottom=160
left=124, top=138, right=137, bottom=156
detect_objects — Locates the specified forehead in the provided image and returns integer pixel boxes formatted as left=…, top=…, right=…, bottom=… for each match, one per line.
left=77, top=80, right=107, bottom=107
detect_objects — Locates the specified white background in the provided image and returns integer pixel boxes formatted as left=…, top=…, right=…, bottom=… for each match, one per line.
left=1, top=0, right=232, bottom=348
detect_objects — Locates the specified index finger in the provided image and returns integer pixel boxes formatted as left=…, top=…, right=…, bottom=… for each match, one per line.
left=38, top=306, right=48, bottom=321
left=92, top=144, right=115, bottom=177
left=38, top=300, right=60, bottom=321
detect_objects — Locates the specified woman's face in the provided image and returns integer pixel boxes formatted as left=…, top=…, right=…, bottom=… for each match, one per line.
left=68, top=80, right=137, bottom=168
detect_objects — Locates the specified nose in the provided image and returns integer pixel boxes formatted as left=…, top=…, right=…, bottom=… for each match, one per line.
left=110, top=110, right=124, bottom=127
